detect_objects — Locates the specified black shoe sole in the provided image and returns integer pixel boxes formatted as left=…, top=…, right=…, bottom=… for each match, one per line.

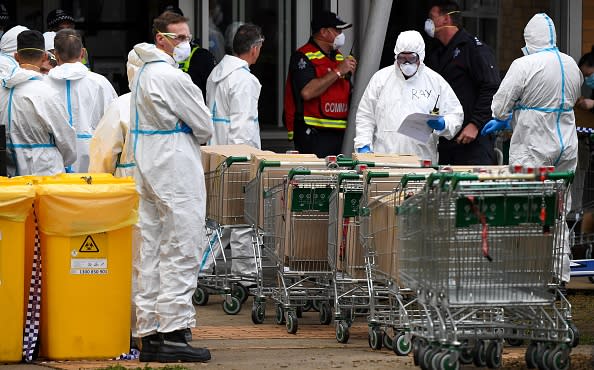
left=157, top=352, right=211, bottom=363
left=139, top=352, right=159, bottom=362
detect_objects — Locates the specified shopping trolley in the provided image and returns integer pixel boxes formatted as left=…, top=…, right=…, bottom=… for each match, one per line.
left=194, top=156, right=255, bottom=314
left=398, top=171, right=576, bottom=370
left=569, top=130, right=594, bottom=282
left=356, top=170, right=432, bottom=354
left=244, top=158, right=338, bottom=327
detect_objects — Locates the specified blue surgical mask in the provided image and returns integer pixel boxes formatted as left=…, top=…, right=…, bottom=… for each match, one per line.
left=585, top=74, right=594, bottom=89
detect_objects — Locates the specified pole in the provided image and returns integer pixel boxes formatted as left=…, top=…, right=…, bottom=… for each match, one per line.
left=341, top=0, right=393, bottom=155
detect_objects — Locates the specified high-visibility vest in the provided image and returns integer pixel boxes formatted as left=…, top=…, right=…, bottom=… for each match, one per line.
left=283, top=42, right=350, bottom=140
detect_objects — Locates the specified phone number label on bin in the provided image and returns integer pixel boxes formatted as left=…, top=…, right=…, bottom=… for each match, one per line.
left=70, top=258, right=108, bottom=275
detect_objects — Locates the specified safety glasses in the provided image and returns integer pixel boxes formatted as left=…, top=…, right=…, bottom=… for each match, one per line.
left=160, top=32, right=193, bottom=43
left=396, top=52, right=419, bottom=64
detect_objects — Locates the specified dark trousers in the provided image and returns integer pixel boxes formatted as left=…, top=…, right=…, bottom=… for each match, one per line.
left=294, top=122, right=344, bottom=158
left=438, top=134, right=497, bottom=165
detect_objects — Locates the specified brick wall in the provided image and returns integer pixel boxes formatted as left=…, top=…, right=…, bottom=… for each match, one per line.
left=498, top=0, right=553, bottom=72
left=584, top=1, right=594, bottom=56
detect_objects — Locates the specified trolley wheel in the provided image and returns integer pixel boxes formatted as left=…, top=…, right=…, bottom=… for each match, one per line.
left=274, top=305, right=285, bottom=325
left=303, top=299, right=313, bottom=312
left=568, top=321, right=579, bottom=348
left=486, top=341, right=502, bottom=369
left=547, top=345, right=570, bottom=370
left=232, top=284, right=249, bottom=304
left=286, top=311, right=298, bottom=334
left=312, top=299, right=321, bottom=312
left=319, top=302, right=332, bottom=325
left=383, top=331, right=394, bottom=351
left=368, top=327, right=383, bottom=350
left=251, top=302, right=265, bottom=324
left=459, top=341, right=473, bottom=364
left=505, top=338, right=525, bottom=347
left=222, top=295, right=241, bottom=315
left=537, top=345, right=552, bottom=370
left=438, top=351, right=460, bottom=370
left=419, top=346, right=437, bottom=370
left=525, top=341, right=538, bottom=369
left=393, top=333, right=412, bottom=356
left=336, top=321, right=350, bottom=343
left=192, top=286, right=209, bottom=306
left=472, top=340, right=487, bottom=367
left=412, top=337, right=426, bottom=366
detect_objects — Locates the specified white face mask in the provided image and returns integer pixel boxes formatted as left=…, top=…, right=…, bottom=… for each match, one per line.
left=173, top=41, right=191, bottom=63
left=399, top=62, right=418, bottom=77
left=424, top=19, right=435, bottom=38
left=333, top=32, right=345, bottom=50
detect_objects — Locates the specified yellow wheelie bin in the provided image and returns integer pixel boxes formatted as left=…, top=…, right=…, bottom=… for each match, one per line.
left=35, top=175, right=138, bottom=360
left=0, top=182, right=35, bottom=362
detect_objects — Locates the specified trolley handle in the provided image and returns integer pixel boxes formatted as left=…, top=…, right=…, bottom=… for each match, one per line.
left=338, top=172, right=361, bottom=186
left=546, top=171, right=574, bottom=183
left=288, top=168, right=353, bottom=180
left=288, top=168, right=311, bottom=180
left=224, top=156, right=249, bottom=167
left=365, top=171, right=390, bottom=184
left=400, top=173, right=428, bottom=188
left=258, top=160, right=282, bottom=173
left=449, top=171, right=575, bottom=189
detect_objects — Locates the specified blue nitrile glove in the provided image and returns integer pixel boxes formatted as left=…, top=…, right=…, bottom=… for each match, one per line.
left=426, top=116, right=445, bottom=131
left=180, top=122, right=193, bottom=134
left=481, top=115, right=511, bottom=136
left=357, top=145, right=372, bottom=153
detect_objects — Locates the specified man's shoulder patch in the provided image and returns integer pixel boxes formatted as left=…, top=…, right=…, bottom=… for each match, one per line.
left=298, top=58, right=307, bottom=70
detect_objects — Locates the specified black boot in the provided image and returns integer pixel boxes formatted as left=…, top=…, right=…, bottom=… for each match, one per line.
left=139, top=333, right=161, bottom=362
left=158, top=329, right=211, bottom=363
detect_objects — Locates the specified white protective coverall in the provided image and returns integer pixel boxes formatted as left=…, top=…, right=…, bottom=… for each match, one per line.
left=47, top=62, right=117, bottom=172
left=354, top=31, right=463, bottom=164
left=0, top=25, right=28, bottom=55
left=206, top=54, right=261, bottom=148
left=89, top=50, right=142, bottom=178
left=0, top=67, right=76, bottom=176
left=131, top=42, right=213, bottom=337
left=491, top=13, right=582, bottom=282
left=204, top=54, right=261, bottom=282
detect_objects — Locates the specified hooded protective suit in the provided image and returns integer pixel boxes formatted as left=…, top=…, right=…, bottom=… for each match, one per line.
left=47, top=61, right=117, bottom=172
left=0, top=67, right=76, bottom=176
left=89, top=49, right=142, bottom=177
left=354, top=31, right=463, bottom=164
left=131, top=42, right=213, bottom=337
left=491, top=14, right=581, bottom=283
left=492, top=13, right=581, bottom=172
left=206, top=54, right=261, bottom=148
left=0, top=25, right=28, bottom=55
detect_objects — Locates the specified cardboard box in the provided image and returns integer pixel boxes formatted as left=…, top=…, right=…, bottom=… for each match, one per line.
left=364, top=167, right=435, bottom=196
left=249, top=154, right=325, bottom=227
left=575, top=107, right=594, bottom=129
left=368, top=192, right=401, bottom=285
left=199, top=144, right=266, bottom=225
left=249, top=153, right=321, bottom=180
left=282, top=180, right=331, bottom=272
left=352, top=153, right=421, bottom=166
left=334, top=192, right=365, bottom=279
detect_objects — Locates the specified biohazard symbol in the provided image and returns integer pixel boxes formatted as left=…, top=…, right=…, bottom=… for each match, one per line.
left=79, top=235, right=99, bottom=252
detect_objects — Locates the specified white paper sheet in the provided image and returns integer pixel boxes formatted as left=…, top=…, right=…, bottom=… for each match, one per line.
left=397, top=113, right=442, bottom=143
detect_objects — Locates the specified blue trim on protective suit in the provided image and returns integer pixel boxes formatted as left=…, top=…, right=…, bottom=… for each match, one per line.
left=132, top=60, right=191, bottom=162
left=211, top=102, right=231, bottom=124
left=513, top=13, right=568, bottom=166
